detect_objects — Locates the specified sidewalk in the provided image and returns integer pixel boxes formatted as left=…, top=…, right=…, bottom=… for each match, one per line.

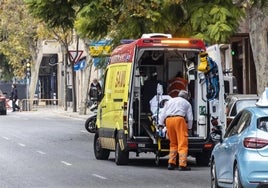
left=19, top=107, right=91, bottom=121
left=54, top=108, right=90, bottom=120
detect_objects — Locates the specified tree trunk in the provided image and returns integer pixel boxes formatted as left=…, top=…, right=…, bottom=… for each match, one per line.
left=248, top=6, right=268, bottom=95
left=28, top=43, right=43, bottom=110
left=64, top=49, right=68, bottom=111
left=72, top=62, right=77, bottom=112
left=79, top=40, right=93, bottom=115
left=79, top=57, right=93, bottom=115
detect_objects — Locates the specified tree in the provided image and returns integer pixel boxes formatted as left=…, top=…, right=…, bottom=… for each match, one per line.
left=0, top=53, right=13, bottom=81
left=0, top=0, right=33, bottom=78
left=241, top=0, right=268, bottom=94
left=0, top=0, right=44, bottom=110
left=75, top=0, right=244, bottom=44
left=25, top=0, right=89, bottom=112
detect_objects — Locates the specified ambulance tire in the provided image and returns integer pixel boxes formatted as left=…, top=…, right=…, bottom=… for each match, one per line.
left=195, top=151, right=211, bottom=166
left=94, top=133, right=110, bottom=160
left=115, top=138, right=129, bottom=165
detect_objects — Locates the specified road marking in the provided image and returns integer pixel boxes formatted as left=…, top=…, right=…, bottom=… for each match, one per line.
left=61, top=161, right=72, bottom=166
left=18, top=143, right=26, bottom=147
left=80, top=130, right=87, bottom=133
left=2, top=136, right=10, bottom=140
left=92, top=174, right=107, bottom=180
left=36, top=150, right=46, bottom=155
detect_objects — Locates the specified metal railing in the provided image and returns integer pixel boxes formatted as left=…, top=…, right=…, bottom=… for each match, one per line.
left=20, top=99, right=59, bottom=111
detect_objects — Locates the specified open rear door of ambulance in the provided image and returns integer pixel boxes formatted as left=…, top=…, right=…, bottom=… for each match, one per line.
left=206, top=44, right=226, bottom=134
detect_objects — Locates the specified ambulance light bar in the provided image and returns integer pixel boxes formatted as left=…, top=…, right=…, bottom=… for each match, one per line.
left=140, top=38, right=205, bottom=48
left=161, top=39, right=190, bottom=44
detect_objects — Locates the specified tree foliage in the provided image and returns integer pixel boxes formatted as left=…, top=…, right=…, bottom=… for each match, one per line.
left=0, top=0, right=38, bottom=78
left=0, top=53, right=12, bottom=81
left=75, top=0, right=244, bottom=45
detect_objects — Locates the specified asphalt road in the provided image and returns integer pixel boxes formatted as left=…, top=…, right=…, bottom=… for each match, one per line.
left=0, top=109, right=211, bottom=188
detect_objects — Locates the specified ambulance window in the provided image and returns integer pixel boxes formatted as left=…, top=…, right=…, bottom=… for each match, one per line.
left=140, top=51, right=164, bottom=65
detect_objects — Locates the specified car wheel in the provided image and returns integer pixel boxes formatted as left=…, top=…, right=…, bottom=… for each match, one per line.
left=233, top=165, right=243, bottom=188
left=115, top=138, right=129, bottom=165
left=211, top=159, right=220, bottom=188
left=93, top=132, right=110, bottom=160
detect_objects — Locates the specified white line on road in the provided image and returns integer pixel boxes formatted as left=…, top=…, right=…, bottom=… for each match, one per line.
left=2, top=136, right=10, bottom=140
left=18, top=143, right=26, bottom=147
left=61, top=161, right=72, bottom=166
left=80, top=130, right=87, bottom=133
left=36, top=150, right=46, bottom=155
left=92, top=174, right=107, bottom=180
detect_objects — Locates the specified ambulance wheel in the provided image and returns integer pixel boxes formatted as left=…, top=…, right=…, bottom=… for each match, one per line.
left=115, top=138, right=129, bottom=165
left=94, top=132, right=110, bottom=160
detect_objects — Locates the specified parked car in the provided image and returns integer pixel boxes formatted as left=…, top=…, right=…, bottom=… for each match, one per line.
left=0, top=89, right=7, bottom=115
left=210, top=90, right=268, bottom=188
left=225, top=94, right=259, bottom=127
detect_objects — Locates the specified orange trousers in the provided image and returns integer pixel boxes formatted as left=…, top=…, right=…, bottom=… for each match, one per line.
left=166, top=116, right=188, bottom=167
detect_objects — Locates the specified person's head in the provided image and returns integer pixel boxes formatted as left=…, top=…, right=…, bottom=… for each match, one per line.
left=93, top=78, right=98, bottom=84
left=178, top=90, right=190, bottom=100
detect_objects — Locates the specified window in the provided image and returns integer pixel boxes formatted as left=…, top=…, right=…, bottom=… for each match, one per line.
left=236, top=111, right=251, bottom=134
left=258, top=117, right=268, bottom=132
left=224, top=110, right=251, bottom=137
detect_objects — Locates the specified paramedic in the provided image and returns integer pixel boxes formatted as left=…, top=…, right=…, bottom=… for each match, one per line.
left=167, top=71, right=188, bottom=98
left=158, top=90, right=193, bottom=171
left=141, top=72, right=166, bottom=113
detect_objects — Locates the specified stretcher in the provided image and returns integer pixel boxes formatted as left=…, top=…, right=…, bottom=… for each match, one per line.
left=147, top=115, right=170, bottom=166
left=139, top=93, right=171, bottom=165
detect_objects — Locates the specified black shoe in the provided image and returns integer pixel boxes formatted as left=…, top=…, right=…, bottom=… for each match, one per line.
left=167, top=163, right=176, bottom=170
left=178, top=166, right=191, bottom=171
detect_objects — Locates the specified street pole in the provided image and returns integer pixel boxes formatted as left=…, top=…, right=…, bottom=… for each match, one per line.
left=26, top=77, right=29, bottom=111
left=26, top=60, right=31, bottom=111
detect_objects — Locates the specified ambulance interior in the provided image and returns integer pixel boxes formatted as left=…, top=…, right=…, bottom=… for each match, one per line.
left=134, top=48, right=200, bottom=138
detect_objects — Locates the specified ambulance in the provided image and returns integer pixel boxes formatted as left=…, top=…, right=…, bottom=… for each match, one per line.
left=94, top=34, right=226, bottom=166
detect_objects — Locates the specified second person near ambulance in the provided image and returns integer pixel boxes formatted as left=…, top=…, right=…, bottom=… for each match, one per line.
left=158, top=90, right=193, bottom=171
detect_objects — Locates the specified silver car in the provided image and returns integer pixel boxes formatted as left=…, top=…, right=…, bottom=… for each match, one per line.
left=225, top=94, right=259, bottom=127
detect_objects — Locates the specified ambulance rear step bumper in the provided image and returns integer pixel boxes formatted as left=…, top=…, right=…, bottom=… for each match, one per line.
left=132, top=136, right=153, bottom=143
left=127, top=136, right=156, bottom=152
